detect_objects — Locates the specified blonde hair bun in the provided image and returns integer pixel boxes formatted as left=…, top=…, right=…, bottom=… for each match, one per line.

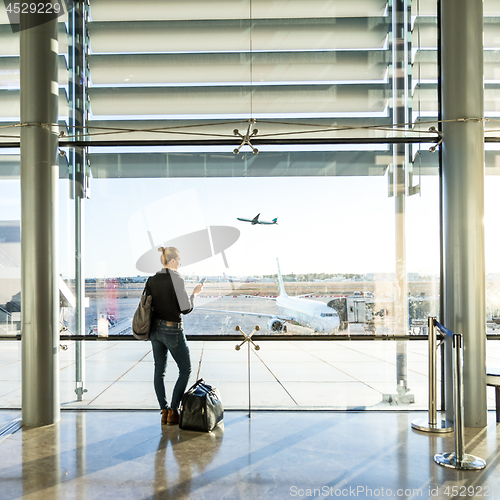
left=158, top=246, right=179, bottom=266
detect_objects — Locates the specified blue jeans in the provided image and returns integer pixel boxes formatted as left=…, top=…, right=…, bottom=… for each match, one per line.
left=150, top=319, right=191, bottom=410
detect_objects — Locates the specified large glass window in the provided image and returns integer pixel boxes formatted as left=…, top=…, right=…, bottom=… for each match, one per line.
left=2, top=0, right=500, bottom=410
left=82, top=151, right=443, bottom=339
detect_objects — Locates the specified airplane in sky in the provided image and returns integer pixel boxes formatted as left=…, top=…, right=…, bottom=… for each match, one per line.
left=236, top=213, right=278, bottom=225
left=198, top=259, right=340, bottom=334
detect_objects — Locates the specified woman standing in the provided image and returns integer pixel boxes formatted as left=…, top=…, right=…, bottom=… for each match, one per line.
left=147, top=246, right=203, bottom=425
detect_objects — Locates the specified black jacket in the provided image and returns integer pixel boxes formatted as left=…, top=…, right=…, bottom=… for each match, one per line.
left=146, top=268, right=193, bottom=323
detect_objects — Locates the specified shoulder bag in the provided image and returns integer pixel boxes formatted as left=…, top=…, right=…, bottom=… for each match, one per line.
left=132, top=278, right=152, bottom=340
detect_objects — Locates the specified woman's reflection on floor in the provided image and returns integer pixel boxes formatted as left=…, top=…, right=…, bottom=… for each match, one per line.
left=154, top=423, right=224, bottom=498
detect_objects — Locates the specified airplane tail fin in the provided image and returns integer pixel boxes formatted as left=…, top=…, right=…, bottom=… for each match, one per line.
left=277, top=258, right=288, bottom=297
left=272, top=218, right=278, bottom=224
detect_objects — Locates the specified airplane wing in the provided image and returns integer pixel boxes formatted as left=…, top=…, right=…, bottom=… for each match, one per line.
left=196, top=307, right=295, bottom=322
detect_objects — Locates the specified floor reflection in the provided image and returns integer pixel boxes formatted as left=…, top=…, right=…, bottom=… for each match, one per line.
left=154, top=424, right=224, bottom=498
left=22, top=420, right=61, bottom=499
left=0, top=410, right=499, bottom=500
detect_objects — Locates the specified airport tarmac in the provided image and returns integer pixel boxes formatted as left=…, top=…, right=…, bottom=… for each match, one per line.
left=85, top=292, right=393, bottom=337
left=91, top=296, right=337, bottom=337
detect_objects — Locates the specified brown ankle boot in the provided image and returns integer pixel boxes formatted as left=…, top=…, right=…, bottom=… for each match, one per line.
left=161, top=409, right=168, bottom=425
left=166, top=409, right=179, bottom=425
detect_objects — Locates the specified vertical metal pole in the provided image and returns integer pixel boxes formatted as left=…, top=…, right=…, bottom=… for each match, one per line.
left=429, top=317, right=437, bottom=425
left=411, top=317, right=452, bottom=432
left=391, top=0, right=412, bottom=403
left=437, top=0, right=446, bottom=419
left=434, top=333, right=486, bottom=469
left=440, top=335, right=446, bottom=413
left=453, top=334, right=465, bottom=462
left=75, top=195, right=85, bottom=400
left=20, top=13, right=60, bottom=427
left=440, top=0, right=486, bottom=428
left=69, top=1, right=88, bottom=401
left=248, top=337, right=251, bottom=418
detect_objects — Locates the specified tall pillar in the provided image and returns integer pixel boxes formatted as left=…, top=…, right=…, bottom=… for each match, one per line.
left=441, top=0, right=486, bottom=427
left=20, top=14, right=60, bottom=426
left=392, top=0, right=412, bottom=401
left=69, top=0, right=89, bottom=401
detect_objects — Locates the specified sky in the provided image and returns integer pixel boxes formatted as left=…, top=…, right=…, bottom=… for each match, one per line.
left=1, top=171, right=499, bottom=279
left=73, top=173, right=439, bottom=278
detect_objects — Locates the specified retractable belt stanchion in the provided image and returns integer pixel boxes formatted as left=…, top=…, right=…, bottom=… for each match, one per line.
left=433, top=324, right=486, bottom=470
left=412, top=317, right=453, bottom=433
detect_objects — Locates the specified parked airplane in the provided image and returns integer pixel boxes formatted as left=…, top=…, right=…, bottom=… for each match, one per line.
left=237, top=213, right=278, bottom=225
left=198, top=259, right=340, bottom=333
left=223, top=272, right=261, bottom=283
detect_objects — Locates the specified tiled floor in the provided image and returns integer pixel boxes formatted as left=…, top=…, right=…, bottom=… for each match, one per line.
left=1, top=339, right=500, bottom=410
left=1, top=410, right=500, bottom=500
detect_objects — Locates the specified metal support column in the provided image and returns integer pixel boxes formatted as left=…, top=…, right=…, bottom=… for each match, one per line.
left=20, top=13, right=60, bottom=427
left=440, top=0, right=486, bottom=427
left=69, top=0, right=89, bottom=401
left=391, top=0, right=413, bottom=403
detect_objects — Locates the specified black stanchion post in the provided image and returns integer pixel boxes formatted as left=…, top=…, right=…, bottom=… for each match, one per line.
left=412, top=317, right=452, bottom=433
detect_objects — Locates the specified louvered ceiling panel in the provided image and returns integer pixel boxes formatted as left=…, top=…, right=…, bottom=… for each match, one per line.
left=0, top=24, right=68, bottom=57
left=411, top=0, right=500, bottom=18
left=88, top=0, right=388, bottom=21
left=0, top=56, right=69, bottom=89
left=88, top=52, right=388, bottom=86
left=0, top=90, right=69, bottom=120
left=88, top=18, right=388, bottom=55
left=413, top=51, right=500, bottom=83
left=88, top=85, right=387, bottom=119
left=85, top=150, right=388, bottom=178
left=75, top=150, right=500, bottom=179
left=85, top=7, right=392, bottom=137
left=411, top=7, right=500, bottom=138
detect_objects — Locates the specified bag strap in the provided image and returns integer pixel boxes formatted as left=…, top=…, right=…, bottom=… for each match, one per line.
left=195, top=342, right=204, bottom=380
left=142, top=277, right=150, bottom=296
